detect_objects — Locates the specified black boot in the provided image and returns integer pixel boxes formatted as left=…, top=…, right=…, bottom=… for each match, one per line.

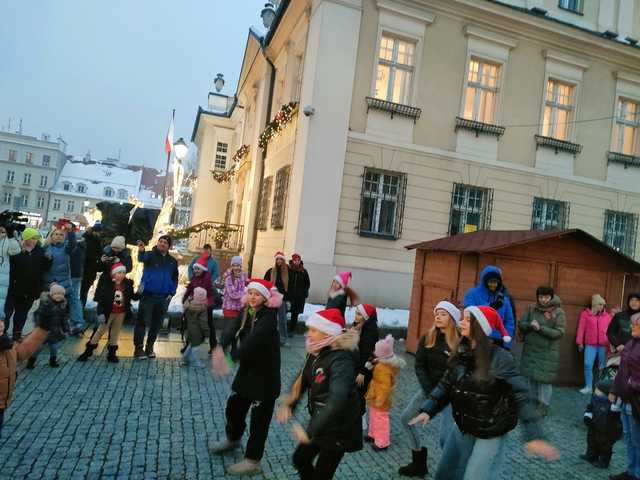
left=77, top=342, right=97, bottom=362
left=106, top=345, right=119, bottom=363
left=49, top=357, right=59, bottom=368
left=398, top=447, right=428, bottom=477
left=26, top=357, right=36, bottom=369
left=579, top=452, right=596, bottom=463
left=594, top=455, right=611, bottom=469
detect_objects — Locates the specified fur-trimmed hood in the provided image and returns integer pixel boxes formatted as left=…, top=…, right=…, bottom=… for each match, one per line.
left=377, top=355, right=406, bottom=369
left=331, top=328, right=359, bottom=351
left=39, top=291, right=67, bottom=309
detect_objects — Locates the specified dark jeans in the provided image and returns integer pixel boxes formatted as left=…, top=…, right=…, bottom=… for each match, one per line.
left=4, top=296, right=34, bottom=339
left=0, top=409, right=4, bottom=437
left=293, top=442, right=345, bottom=480
left=207, top=306, right=217, bottom=349
left=225, top=392, right=275, bottom=462
left=133, top=295, right=169, bottom=350
left=288, top=298, right=306, bottom=334
left=80, top=269, right=97, bottom=308
left=586, top=427, right=614, bottom=460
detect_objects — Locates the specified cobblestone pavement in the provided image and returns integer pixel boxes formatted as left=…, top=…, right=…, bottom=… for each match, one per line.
left=0, top=329, right=627, bottom=479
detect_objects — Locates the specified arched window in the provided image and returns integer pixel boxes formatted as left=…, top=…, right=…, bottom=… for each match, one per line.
left=104, top=187, right=114, bottom=198
left=117, top=189, right=128, bottom=200
left=77, top=183, right=87, bottom=194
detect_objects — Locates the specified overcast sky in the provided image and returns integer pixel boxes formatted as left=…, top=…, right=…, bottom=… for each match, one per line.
left=0, top=0, right=266, bottom=169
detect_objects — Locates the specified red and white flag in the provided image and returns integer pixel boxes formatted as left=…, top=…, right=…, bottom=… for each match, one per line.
left=164, top=109, right=175, bottom=154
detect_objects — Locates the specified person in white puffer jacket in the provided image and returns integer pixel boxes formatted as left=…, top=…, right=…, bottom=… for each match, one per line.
left=0, top=225, right=22, bottom=318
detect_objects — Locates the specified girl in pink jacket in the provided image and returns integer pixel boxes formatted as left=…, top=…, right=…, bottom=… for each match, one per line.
left=576, top=294, right=613, bottom=394
left=222, top=256, right=249, bottom=319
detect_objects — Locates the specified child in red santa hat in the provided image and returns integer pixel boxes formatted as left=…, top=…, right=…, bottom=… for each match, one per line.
left=326, top=271, right=359, bottom=316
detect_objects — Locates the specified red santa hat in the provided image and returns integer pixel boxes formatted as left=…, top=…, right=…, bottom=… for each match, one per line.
left=246, top=278, right=274, bottom=300
left=356, top=304, right=376, bottom=321
left=274, top=251, right=286, bottom=261
left=193, top=255, right=208, bottom=272
left=465, top=306, right=512, bottom=343
left=111, top=262, right=126, bottom=276
left=291, top=253, right=301, bottom=261
left=306, top=308, right=346, bottom=337
left=333, top=271, right=352, bottom=288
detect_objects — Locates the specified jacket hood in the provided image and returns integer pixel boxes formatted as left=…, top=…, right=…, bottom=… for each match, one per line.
left=378, top=355, right=406, bottom=369
left=332, top=328, right=359, bottom=351
left=627, top=292, right=640, bottom=311
left=537, top=294, right=562, bottom=310
left=479, top=265, right=503, bottom=289
left=39, top=291, right=67, bottom=308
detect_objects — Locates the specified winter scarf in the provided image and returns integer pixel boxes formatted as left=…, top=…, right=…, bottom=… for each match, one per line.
left=305, top=335, right=338, bottom=356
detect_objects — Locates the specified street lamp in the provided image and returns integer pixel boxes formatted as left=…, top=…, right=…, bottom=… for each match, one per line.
left=173, top=138, right=188, bottom=160
left=271, top=0, right=281, bottom=8
left=214, top=73, right=225, bottom=93
left=261, top=3, right=276, bottom=29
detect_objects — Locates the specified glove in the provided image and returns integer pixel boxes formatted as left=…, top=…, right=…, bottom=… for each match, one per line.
left=490, top=298, right=504, bottom=310
left=97, top=314, right=107, bottom=324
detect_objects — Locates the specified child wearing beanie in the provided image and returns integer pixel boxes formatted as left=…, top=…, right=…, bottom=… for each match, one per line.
left=26, top=284, right=70, bottom=369
left=364, top=334, right=406, bottom=450
left=182, top=287, right=210, bottom=368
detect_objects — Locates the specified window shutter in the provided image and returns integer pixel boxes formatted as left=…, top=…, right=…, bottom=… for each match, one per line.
left=484, top=188, right=494, bottom=230
left=448, top=183, right=458, bottom=235
left=357, top=170, right=367, bottom=234
left=394, top=174, right=408, bottom=239
left=562, top=202, right=571, bottom=229
left=629, top=213, right=639, bottom=258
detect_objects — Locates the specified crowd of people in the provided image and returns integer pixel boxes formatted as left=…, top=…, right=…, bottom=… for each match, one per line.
left=0, top=220, right=638, bottom=480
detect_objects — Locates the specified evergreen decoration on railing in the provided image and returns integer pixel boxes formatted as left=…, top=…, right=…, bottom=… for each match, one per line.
left=258, top=102, right=299, bottom=150
left=211, top=144, right=250, bottom=184
left=168, top=221, right=240, bottom=249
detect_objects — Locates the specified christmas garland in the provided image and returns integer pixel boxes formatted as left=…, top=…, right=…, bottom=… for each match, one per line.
left=168, top=221, right=239, bottom=243
left=258, top=102, right=299, bottom=150
left=211, top=145, right=250, bottom=184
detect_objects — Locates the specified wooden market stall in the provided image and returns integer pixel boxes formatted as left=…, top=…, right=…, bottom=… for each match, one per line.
left=405, top=229, right=640, bottom=385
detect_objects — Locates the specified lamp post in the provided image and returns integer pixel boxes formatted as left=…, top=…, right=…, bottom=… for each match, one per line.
left=214, top=73, right=225, bottom=93
left=261, top=3, right=276, bottom=29
left=169, top=137, right=189, bottom=225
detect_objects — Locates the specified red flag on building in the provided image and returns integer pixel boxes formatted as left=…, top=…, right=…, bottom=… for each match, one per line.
left=164, top=110, right=175, bottom=154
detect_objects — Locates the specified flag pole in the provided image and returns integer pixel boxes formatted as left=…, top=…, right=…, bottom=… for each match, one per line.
left=162, top=109, right=175, bottom=203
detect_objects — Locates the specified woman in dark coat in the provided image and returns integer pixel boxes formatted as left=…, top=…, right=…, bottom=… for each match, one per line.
left=210, top=279, right=282, bottom=477
left=264, top=251, right=290, bottom=346
left=410, top=306, right=558, bottom=480
left=278, top=308, right=362, bottom=480
left=398, top=300, right=460, bottom=477
left=352, top=304, right=379, bottom=416
left=288, top=253, right=310, bottom=336
left=607, top=292, right=640, bottom=353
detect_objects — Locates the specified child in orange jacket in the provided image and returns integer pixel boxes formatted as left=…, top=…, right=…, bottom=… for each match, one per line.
left=365, top=334, right=406, bottom=450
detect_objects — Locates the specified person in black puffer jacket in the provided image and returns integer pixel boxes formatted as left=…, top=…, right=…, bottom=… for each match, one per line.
left=607, top=292, right=640, bottom=353
left=80, top=223, right=103, bottom=308
left=278, top=308, right=363, bottom=480
left=210, top=279, right=282, bottom=477
left=26, top=284, right=70, bottom=369
left=352, top=304, right=379, bottom=417
left=410, top=306, right=558, bottom=480
left=287, top=253, right=310, bottom=336
left=398, top=300, right=460, bottom=478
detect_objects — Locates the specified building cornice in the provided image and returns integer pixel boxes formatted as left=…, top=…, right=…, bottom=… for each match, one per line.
left=464, top=25, right=517, bottom=49
left=347, top=131, right=639, bottom=197
left=615, top=70, right=640, bottom=86
left=377, top=0, right=435, bottom=25
left=543, top=49, right=590, bottom=70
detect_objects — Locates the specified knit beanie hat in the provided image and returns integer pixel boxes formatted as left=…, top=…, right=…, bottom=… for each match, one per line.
left=334, top=271, right=352, bottom=288
left=22, top=228, right=40, bottom=242
left=192, top=287, right=208, bottom=305
left=111, top=236, right=126, bottom=249
left=111, top=262, right=126, bottom=276
left=49, top=283, right=65, bottom=296
left=434, top=301, right=462, bottom=326
left=92, top=221, right=103, bottom=231
left=193, top=255, right=208, bottom=271
left=247, top=279, right=274, bottom=300
left=465, top=306, right=512, bottom=343
left=159, top=234, right=172, bottom=246
left=374, top=334, right=395, bottom=360
left=231, top=255, right=242, bottom=266
left=591, top=294, right=606, bottom=307
left=274, top=251, right=286, bottom=261
left=356, top=304, right=376, bottom=321
left=631, top=312, right=640, bottom=325
left=306, top=308, right=346, bottom=336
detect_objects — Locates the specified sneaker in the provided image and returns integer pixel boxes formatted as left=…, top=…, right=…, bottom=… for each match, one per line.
left=579, top=386, right=592, bottom=395
left=209, top=438, right=240, bottom=454
left=372, top=445, right=389, bottom=452
left=49, top=357, right=60, bottom=368
left=26, top=357, right=36, bottom=370
left=134, top=347, right=147, bottom=359
left=364, top=435, right=375, bottom=443
left=579, top=453, right=596, bottom=463
left=227, top=458, right=261, bottom=476
left=145, top=349, right=156, bottom=359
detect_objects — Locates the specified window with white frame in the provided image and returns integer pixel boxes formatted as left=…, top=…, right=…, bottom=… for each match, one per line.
left=449, top=183, right=492, bottom=235
left=66, top=200, right=75, bottom=212
left=77, top=183, right=86, bottom=193
left=63, top=182, right=71, bottom=191
left=19, top=194, right=27, bottom=208
left=463, top=58, right=500, bottom=124
left=52, top=199, right=61, bottom=211
left=603, top=210, right=638, bottom=257
left=40, top=176, right=48, bottom=188
left=42, top=154, right=50, bottom=167
left=104, top=187, right=114, bottom=198
left=3, top=193, right=11, bottom=205
left=374, top=34, right=416, bottom=105
left=542, top=79, right=575, bottom=140
left=558, top=0, right=583, bottom=14
left=117, top=189, right=128, bottom=200
left=612, top=98, right=640, bottom=156
left=358, top=168, right=407, bottom=239
left=8, top=150, right=16, bottom=162
left=532, top=198, right=569, bottom=231
left=6, top=171, right=14, bottom=184
left=214, top=142, right=228, bottom=171
left=23, top=173, right=31, bottom=185
left=25, top=152, right=33, bottom=164
left=37, top=196, right=45, bottom=209
left=257, top=177, right=273, bottom=231
left=271, top=166, right=291, bottom=230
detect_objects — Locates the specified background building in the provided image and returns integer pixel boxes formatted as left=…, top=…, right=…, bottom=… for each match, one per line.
left=0, top=131, right=67, bottom=225
left=190, top=0, right=640, bottom=308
